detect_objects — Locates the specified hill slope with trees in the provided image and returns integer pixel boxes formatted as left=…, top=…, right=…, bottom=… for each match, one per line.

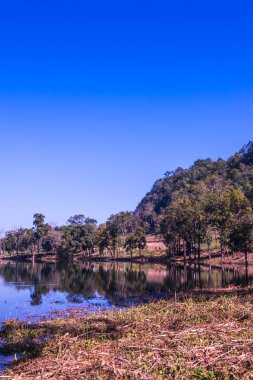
left=135, top=141, right=253, bottom=259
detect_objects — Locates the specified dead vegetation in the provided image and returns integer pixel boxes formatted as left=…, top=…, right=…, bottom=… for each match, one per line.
left=1, top=294, right=253, bottom=379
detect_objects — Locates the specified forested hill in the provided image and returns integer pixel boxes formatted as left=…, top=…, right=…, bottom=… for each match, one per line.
left=135, top=142, right=253, bottom=233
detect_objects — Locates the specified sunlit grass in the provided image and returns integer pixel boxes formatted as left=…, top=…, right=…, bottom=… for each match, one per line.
left=1, top=293, right=253, bottom=379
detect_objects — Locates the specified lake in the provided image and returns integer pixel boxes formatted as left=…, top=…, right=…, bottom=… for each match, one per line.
left=0, top=260, right=252, bottom=369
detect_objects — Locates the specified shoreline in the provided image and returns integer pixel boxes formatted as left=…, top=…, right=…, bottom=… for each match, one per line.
left=0, top=250, right=252, bottom=268
left=1, top=289, right=253, bottom=379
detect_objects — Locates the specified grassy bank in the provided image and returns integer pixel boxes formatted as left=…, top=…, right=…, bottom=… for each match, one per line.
left=1, top=293, right=253, bottom=379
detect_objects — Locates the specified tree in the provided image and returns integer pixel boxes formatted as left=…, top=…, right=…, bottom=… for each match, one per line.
left=42, top=229, right=63, bottom=254
left=105, top=212, right=139, bottom=257
left=59, top=220, right=97, bottom=258
left=124, top=228, right=146, bottom=258
left=204, top=184, right=251, bottom=259
left=96, top=224, right=110, bottom=255
left=161, top=193, right=196, bottom=260
left=67, top=215, right=97, bottom=227
left=1, top=231, right=17, bottom=255
left=33, top=213, right=45, bottom=228
left=67, top=215, right=86, bottom=226
left=33, top=213, right=50, bottom=258
left=228, top=210, right=253, bottom=265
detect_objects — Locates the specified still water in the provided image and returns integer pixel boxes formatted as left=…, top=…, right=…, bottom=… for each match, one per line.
left=0, top=260, right=251, bottom=322
left=0, top=260, right=251, bottom=369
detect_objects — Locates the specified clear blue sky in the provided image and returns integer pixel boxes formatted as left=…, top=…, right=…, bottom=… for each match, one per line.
left=0, top=0, right=253, bottom=230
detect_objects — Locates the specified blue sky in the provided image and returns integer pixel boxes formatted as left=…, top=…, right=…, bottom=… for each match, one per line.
left=0, top=0, right=253, bottom=230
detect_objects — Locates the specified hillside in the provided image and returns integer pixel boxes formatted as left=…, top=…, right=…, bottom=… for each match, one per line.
left=135, top=142, right=253, bottom=233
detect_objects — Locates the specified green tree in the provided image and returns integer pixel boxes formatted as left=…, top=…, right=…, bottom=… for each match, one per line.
left=124, top=228, right=146, bottom=258
left=33, top=213, right=51, bottom=257
left=161, top=193, right=196, bottom=260
left=229, top=213, right=253, bottom=265
left=67, top=214, right=86, bottom=226
left=42, top=229, right=63, bottom=254
left=2, top=231, right=17, bottom=255
left=105, top=212, right=138, bottom=257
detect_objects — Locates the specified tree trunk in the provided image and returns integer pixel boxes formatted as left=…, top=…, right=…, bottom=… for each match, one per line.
left=220, top=241, right=224, bottom=260
left=245, top=251, right=249, bottom=286
left=197, top=238, right=201, bottom=261
left=198, top=264, right=202, bottom=289
left=245, top=251, right=248, bottom=267
left=186, top=241, right=191, bottom=260
left=207, top=241, right=211, bottom=261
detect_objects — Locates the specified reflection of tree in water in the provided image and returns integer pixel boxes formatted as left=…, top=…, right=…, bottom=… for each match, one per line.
left=66, top=294, right=84, bottom=303
left=0, top=261, right=252, bottom=307
left=30, top=283, right=42, bottom=306
left=58, top=263, right=98, bottom=298
left=57, top=263, right=148, bottom=301
left=123, top=267, right=147, bottom=294
left=0, top=262, right=150, bottom=304
left=96, top=265, right=147, bottom=299
left=0, top=262, right=58, bottom=306
left=161, top=264, right=253, bottom=292
left=0, top=263, right=57, bottom=286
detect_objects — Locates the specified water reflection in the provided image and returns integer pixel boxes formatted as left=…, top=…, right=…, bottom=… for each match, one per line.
left=0, top=261, right=252, bottom=321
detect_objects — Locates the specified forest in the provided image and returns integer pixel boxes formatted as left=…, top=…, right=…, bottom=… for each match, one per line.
left=1, top=141, right=253, bottom=262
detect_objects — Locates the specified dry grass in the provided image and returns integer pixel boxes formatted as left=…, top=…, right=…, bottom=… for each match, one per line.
left=1, top=295, right=253, bottom=379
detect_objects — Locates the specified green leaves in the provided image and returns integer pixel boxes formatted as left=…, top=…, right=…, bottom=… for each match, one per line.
left=160, top=178, right=253, bottom=259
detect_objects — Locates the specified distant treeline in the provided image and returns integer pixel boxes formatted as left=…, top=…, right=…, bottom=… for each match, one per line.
left=1, top=142, right=253, bottom=262
left=0, top=212, right=146, bottom=260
